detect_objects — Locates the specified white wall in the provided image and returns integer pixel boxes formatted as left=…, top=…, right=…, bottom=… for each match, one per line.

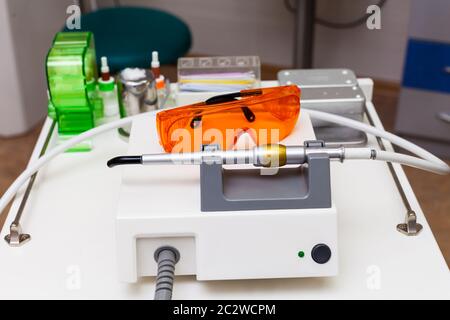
left=0, top=0, right=72, bottom=136
left=100, top=0, right=410, bottom=82
left=0, top=0, right=26, bottom=135
left=314, top=0, right=411, bottom=81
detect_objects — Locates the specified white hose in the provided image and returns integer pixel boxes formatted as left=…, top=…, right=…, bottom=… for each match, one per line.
left=0, top=111, right=158, bottom=220
left=306, top=109, right=450, bottom=175
left=344, top=148, right=447, bottom=174
left=0, top=109, right=448, bottom=219
left=375, top=150, right=447, bottom=174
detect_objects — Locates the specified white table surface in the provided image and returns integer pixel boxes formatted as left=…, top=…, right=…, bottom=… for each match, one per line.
left=0, top=80, right=448, bottom=299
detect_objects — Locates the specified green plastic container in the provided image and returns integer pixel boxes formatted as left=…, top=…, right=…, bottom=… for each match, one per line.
left=46, top=32, right=98, bottom=135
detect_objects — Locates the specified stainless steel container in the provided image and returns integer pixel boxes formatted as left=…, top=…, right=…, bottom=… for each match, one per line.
left=117, top=68, right=157, bottom=137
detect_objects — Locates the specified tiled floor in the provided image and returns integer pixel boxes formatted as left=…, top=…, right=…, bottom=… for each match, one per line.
left=0, top=65, right=448, bottom=266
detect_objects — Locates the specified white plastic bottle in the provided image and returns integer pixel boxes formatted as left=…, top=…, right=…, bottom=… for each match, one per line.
left=98, top=56, right=120, bottom=120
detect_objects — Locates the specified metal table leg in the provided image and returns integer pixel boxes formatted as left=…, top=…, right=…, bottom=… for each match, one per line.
left=293, top=0, right=315, bottom=68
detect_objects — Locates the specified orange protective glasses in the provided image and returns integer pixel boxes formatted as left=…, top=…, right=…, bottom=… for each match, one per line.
left=156, top=85, right=301, bottom=153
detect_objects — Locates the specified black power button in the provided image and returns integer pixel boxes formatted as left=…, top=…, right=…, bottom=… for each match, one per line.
left=311, top=244, right=332, bottom=264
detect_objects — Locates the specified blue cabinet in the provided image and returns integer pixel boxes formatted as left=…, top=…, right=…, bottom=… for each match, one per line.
left=403, top=39, right=450, bottom=94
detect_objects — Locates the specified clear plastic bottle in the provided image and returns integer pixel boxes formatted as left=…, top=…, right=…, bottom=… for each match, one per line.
left=156, top=75, right=166, bottom=109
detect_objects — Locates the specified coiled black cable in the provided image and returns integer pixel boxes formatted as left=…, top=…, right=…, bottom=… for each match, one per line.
left=284, top=0, right=388, bottom=29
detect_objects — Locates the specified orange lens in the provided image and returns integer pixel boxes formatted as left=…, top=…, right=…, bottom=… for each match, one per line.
left=156, top=85, right=300, bottom=152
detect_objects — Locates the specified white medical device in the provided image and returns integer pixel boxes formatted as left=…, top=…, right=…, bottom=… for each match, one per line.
left=115, top=112, right=338, bottom=282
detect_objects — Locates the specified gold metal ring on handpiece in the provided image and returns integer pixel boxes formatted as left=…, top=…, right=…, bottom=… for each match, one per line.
left=260, top=144, right=287, bottom=167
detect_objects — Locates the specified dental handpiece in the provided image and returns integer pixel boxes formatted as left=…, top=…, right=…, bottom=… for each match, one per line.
left=107, top=144, right=346, bottom=168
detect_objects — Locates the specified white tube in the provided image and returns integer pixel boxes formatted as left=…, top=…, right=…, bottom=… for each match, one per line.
left=306, top=110, right=450, bottom=175
left=344, top=148, right=447, bottom=174
left=0, top=111, right=158, bottom=220
left=375, top=150, right=447, bottom=175
left=344, top=147, right=373, bottom=160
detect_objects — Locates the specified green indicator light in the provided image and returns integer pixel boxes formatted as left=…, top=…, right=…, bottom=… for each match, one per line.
left=298, top=251, right=305, bottom=258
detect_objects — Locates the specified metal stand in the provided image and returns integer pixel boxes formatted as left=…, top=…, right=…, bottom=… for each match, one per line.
left=4, top=120, right=56, bottom=246
left=293, top=0, right=315, bottom=68
left=200, top=141, right=332, bottom=212
left=363, top=107, right=423, bottom=236
left=4, top=224, right=30, bottom=247
left=397, top=210, right=423, bottom=236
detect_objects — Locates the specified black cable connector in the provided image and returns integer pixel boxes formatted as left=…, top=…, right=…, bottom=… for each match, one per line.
left=154, top=246, right=180, bottom=300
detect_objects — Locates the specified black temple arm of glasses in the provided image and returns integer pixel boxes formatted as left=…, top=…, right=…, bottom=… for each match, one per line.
left=204, top=89, right=263, bottom=105
left=190, top=102, right=255, bottom=128
left=205, top=92, right=242, bottom=105
left=192, top=92, right=257, bottom=126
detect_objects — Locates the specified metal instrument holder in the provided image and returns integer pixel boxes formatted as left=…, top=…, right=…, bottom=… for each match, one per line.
left=200, top=141, right=332, bottom=212
left=363, top=107, right=423, bottom=236
left=4, top=121, right=56, bottom=246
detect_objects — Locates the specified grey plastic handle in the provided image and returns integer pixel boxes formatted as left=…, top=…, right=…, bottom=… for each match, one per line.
left=437, top=67, right=449, bottom=124
left=436, top=112, right=450, bottom=124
